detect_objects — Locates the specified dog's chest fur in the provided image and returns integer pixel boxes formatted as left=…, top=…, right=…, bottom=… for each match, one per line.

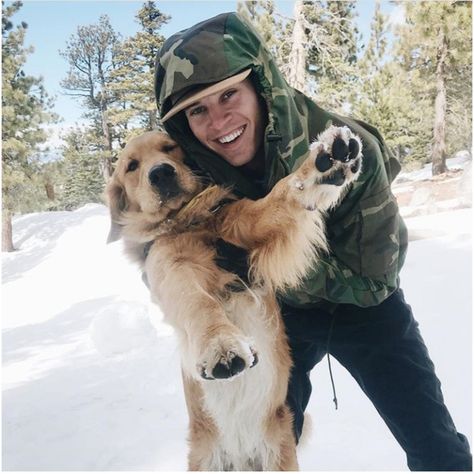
left=201, top=291, right=282, bottom=471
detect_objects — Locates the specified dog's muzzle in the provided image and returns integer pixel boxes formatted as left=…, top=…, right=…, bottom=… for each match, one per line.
left=149, top=163, right=180, bottom=199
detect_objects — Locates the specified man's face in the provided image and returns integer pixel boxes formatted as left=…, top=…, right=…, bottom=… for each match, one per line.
left=184, top=78, right=265, bottom=167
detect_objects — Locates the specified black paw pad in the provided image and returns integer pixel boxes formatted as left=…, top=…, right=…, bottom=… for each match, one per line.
left=321, top=169, right=345, bottom=186
left=212, top=354, right=246, bottom=379
left=348, top=138, right=360, bottom=160
left=350, top=159, right=360, bottom=174
left=315, top=152, right=333, bottom=172
left=332, top=137, right=350, bottom=162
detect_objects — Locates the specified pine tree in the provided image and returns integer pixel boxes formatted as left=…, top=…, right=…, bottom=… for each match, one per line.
left=108, top=2, right=170, bottom=141
left=303, top=1, right=359, bottom=112
left=394, top=1, right=472, bottom=174
left=352, top=1, right=432, bottom=167
left=279, top=1, right=359, bottom=111
left=60, top=15, right=120, bottom=180
left=59, top=128, right=105, bottom=210
left=286, top=0, right=307, bottom=92
left=2, top=1, right=57, bottom=251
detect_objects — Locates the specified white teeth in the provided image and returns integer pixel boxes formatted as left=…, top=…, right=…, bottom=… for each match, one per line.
left=218, top=127, right=244, bottom=144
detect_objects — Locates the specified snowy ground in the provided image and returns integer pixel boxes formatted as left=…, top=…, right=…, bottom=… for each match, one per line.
left=2, top=178, right=472, bottom=470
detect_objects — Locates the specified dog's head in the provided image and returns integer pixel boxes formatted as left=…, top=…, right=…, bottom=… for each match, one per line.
left=106, top=131, right=203, bottom=243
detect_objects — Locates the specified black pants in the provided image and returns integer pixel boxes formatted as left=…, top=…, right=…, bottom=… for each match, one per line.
left=281, top=289, right=472, bottom=471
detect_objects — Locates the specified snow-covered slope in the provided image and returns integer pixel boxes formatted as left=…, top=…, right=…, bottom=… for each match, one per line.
left=2, top=201, right=472, bottom=471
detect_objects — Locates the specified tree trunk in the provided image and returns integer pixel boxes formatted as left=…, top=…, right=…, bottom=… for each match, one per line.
left=287, top=1, right=307, bottom=93
left=45, top=181, right=55, bottom=200
left=101, top=105, right=114, bottom=181
left=431, top=31, right=449, bottom=176
left=149, top=110, right=157, bottom=130
left=2, top=209, right=15, bottom=252
left=395, top=144, right=402, bottom=164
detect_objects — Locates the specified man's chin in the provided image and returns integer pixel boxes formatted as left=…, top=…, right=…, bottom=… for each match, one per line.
left=221, top=153, right=253, bottom=167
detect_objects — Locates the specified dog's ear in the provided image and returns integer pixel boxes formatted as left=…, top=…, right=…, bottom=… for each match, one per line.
left=106, top=179, right=127, bottom=243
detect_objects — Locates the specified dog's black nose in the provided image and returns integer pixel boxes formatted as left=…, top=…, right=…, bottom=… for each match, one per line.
left=149, top=163, right=180, bottom=199
left=149, top=163, right=176, bottom=187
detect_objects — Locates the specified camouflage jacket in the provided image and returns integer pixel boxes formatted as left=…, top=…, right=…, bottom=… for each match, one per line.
left=155, top=12, right=408, bottom=309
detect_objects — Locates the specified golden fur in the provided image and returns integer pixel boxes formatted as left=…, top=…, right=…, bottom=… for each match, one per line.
left=106, top=128, right=361, bottom=471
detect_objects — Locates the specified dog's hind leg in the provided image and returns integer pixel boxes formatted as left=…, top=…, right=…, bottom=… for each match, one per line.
left=264, top=404, right=299, bottom=471
left=182, top=374, right=219, bottom=471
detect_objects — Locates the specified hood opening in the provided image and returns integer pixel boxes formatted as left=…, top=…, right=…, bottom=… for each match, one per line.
left=155, top=12, right=308, bottom=198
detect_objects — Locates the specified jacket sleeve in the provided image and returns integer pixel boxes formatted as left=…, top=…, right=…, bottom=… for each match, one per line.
left=281, top=254, right=400, bottom=308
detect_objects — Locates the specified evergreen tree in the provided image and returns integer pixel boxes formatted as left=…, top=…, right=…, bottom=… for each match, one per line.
left=108, top=2, right=169, bottom=142
left=303, top=0, right=359, bottom=112
left=394, top=1, right=472, bottom=174
left=2, top=1, right=57, bottom=251
left=38, top=158, right=65, bottom=210
left=59, top=128, right=105, bottom=210
left=286, top=0, right=307, bottom=92
left=60, top=15, right=120, bottom=180
left=352, top=1, right=431, bottom=166
left=275, top=1, right=359, bottom=111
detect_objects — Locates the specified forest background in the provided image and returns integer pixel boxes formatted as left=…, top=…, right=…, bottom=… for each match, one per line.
left=2, top=0, right=472, bottom=251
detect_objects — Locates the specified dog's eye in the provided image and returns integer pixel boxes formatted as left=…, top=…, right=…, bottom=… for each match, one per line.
left=126, top=159, right=139, bottom=173
left=162, top=143, right=178, bottom=153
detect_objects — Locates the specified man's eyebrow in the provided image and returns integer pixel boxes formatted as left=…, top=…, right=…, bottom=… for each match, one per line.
left=185, top=101, right=201, bottom=110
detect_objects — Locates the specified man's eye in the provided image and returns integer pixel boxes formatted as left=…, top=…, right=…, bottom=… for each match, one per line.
left=189, top=106, right=206, bottom=117
left=222, top=89, right=236, bottom=101
left=126, top=159, right=139, bottom=173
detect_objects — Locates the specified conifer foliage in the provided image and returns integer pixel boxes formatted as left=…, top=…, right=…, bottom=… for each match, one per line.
left=393, top=1, right=472, bottom=174
left=59, top=129, right=105, bottom=210
left=108, top=2, right=170, bottom=139
left=2, top=1, right=56, bottom=251
left=60, top=15, right=120, bottom=181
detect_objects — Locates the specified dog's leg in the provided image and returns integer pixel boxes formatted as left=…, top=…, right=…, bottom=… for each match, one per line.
left=218, top=126, right=362, bottom=292
left=147, top=255, right=258, bottom=381
left=263, top=403, right=299, bottom=471
left=287, top=125, right=363, bottom=212
left=182, top=373, right=219, bottom=471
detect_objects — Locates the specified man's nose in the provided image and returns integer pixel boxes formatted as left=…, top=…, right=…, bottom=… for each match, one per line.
left=207, top=106, right=231, bottom=131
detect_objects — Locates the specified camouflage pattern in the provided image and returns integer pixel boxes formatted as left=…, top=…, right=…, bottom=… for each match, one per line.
left=154, top=12, right=408, bottom=308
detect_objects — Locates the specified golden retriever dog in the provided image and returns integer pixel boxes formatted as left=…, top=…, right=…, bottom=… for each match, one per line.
left=106, top=126, right=362, bottom=471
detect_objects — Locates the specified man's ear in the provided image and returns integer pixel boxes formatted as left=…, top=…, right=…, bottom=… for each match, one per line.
left=106, top=180, right=127, bottom=243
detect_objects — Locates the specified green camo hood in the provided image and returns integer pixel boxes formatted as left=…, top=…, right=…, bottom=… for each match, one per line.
left=155, top=12, right=312, bottom=199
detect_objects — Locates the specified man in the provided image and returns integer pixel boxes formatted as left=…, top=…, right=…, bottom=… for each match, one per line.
left=154, top=12, right=472, bottom=471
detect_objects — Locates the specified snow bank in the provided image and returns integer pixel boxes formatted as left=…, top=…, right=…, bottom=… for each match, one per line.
left=2, top=202, right=471, bottom=471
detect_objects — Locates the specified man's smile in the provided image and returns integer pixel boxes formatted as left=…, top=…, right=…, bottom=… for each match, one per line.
left=216, top=125, right=246, bottom=145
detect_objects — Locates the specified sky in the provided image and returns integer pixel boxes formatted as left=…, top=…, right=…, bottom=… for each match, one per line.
left=9, top=0, right=403, bottom=146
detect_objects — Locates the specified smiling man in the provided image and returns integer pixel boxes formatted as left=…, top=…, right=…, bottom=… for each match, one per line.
left=154, top=12, right=472, bottom=471
left=162, top=69, right=267, bottom=177
left=184, top=77, right=265, bottom=173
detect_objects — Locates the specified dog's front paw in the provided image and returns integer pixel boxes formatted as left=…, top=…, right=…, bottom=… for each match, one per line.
left=291, top=126, right=363, bottom=211
left=197, top=333, right=258, bottom=381
left=313, top=126, right=362, bottom=186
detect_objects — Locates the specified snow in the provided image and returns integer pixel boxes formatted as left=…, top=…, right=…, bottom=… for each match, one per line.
left=394, top=151, right=471, bottom=184
left=2, top=195, right=472, bottom=470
